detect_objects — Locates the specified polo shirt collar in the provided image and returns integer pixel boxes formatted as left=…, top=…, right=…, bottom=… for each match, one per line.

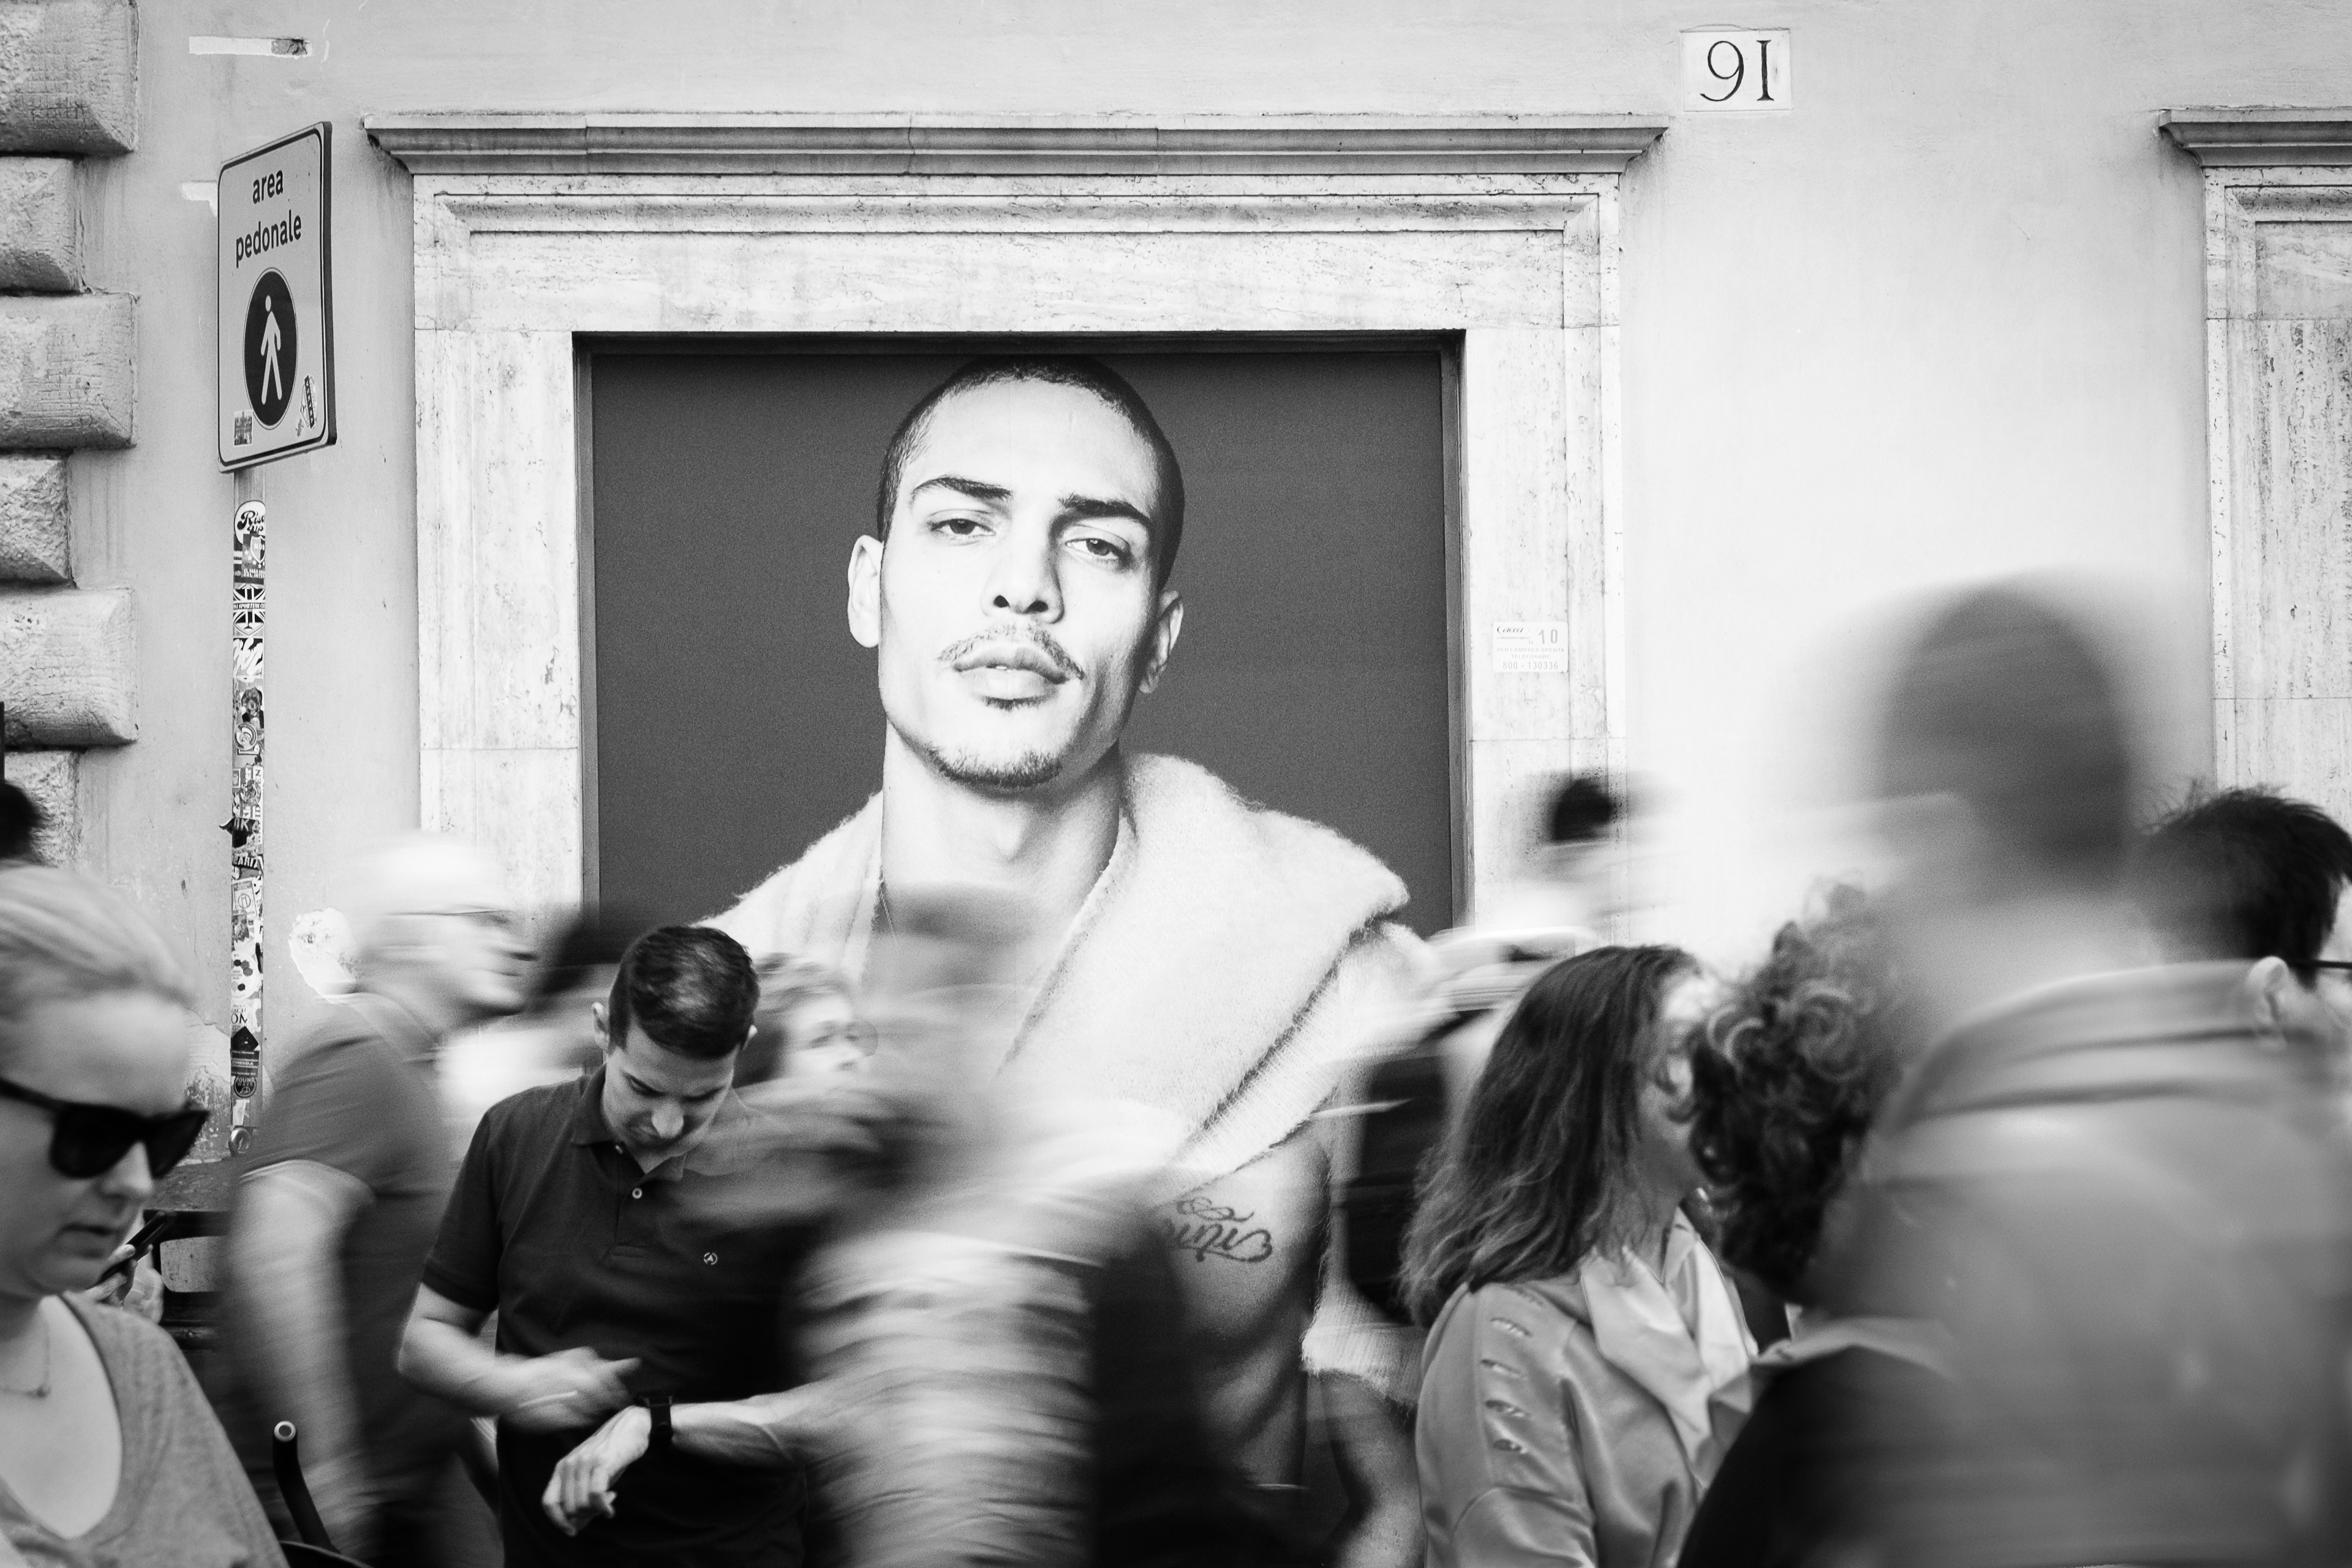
left=567, top=1064, right=753, bottom=1181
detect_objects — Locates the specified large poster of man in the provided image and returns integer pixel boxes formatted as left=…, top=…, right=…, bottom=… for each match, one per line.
left=590, top=348, right=1452, bottom=1558
left=590, top=348, right=1452, bottom=935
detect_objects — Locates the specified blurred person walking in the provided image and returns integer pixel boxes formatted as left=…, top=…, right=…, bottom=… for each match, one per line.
left=1405, top=945, right=1752, bottom=1568
left=1675, top=889, right=1940, bottom=1568
left=224, top=835, right=530, bottom=1565
left=1346, top=774, right=1624, bottom=1326
left=767, top=886, right=1280, bottom=1568
left=398, top=925, right=820, bottom=1568
left=2131, top=786, right=2352, bottom=1067
left=0, top=864, right=285, bottom=1566
left=1849, top=584, right=2352, bottom=1567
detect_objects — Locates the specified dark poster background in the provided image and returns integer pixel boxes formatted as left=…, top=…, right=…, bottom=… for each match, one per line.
left=588, top=345, right=1455, bottom=934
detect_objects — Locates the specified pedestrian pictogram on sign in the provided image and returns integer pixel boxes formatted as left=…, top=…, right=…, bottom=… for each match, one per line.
left=217, top=124, right=334, bottom=468
left=244, top=271, right=296, bottom=429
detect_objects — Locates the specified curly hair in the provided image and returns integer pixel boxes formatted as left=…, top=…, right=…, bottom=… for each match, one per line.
left=1686, top=888, right=1914, bottom=1303
left=1400, top=944, right=1698, bottom=1325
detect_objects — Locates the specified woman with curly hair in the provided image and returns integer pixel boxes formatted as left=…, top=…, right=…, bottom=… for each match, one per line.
left=1675, top=888, right=1947, bottom=1568
left=1406, top=944, right=1753, bottom=1568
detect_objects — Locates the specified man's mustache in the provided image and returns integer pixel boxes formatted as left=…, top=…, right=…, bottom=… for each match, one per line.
left=939, top=627, right=1082, bottom=682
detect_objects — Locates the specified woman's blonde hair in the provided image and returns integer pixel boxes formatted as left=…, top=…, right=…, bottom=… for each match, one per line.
left=0, top=865, right=192, bottom=1038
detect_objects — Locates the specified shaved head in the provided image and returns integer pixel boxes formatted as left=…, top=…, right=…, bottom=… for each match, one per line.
left=347, top=834, right=512, bottom=967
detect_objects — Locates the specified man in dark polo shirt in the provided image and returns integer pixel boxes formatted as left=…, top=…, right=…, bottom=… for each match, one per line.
left=398, top=924, right=816, bottom=1567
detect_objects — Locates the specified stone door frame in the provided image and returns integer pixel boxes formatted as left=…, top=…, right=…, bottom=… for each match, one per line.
left=366, top=113, right=1667, bottom=921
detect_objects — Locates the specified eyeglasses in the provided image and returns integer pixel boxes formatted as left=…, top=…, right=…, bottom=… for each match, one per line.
left=800, top=1019, right=878, bottom=1055
left=401, top=906, right=520, bottom=932
left=0, top=1076, right=210, bottom=1180
left=2291, top=960, right=2352, bottom=979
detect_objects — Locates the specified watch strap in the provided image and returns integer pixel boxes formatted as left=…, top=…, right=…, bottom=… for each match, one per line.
left=644, top=1393, right=674, bottom=1452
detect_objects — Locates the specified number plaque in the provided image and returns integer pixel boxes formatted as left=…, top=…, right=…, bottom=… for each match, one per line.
left=1681, top=29, right=1792, bottom=112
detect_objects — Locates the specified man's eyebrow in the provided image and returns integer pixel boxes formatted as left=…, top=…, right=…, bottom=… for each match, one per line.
left=1057, top=494, right=1153, bottom=529
left=908, top=475, right=1012, bottom=507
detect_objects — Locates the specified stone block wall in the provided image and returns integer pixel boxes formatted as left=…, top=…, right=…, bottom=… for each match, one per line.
left=0, top=0, right=138, bottom=867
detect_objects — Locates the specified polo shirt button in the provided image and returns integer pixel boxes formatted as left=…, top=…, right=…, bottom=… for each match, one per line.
left=632, top=1188, right=643, bottom=1199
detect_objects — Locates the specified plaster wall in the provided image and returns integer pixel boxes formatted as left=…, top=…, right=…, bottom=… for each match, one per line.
left=74, top=0, right=2352, bottom=1033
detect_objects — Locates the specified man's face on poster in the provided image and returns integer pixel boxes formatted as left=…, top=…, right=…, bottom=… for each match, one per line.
left=848, top=379, right=1184, bottom=792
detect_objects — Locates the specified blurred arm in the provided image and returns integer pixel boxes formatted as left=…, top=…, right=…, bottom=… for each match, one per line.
left=1313, top=1076, right=1428, bottom=1568
left=674, top=1385, right=835, bottom=1463
left=397, top=1285, right=639, bottom=1427
left=544, top=1385, right=840, bottom=1534
left=232, top=1161, right=371, bottom=1528
left=1321, top=1369, right=1424, bottom=1568
left=396, top=1284, right=505, bottom=1414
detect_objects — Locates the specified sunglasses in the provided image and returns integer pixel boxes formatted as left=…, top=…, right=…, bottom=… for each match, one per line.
left=0, top=1076, right=210, bottom=1180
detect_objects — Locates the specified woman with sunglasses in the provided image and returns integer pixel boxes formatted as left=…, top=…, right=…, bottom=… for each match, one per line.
left=0, top=864, right=285, bottom=1566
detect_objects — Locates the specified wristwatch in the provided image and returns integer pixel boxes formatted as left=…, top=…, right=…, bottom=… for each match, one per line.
left=644, top=1393, right=673, bottom=1454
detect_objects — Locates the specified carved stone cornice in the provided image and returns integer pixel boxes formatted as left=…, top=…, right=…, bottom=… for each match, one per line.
left=2161, top=108, right=2352, bottom=167
left=364, top=113, right=1668, bottom=178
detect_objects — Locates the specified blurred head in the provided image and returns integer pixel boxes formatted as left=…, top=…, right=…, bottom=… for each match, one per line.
left=1687, top=888, right=1917, bottom=1306
left=2133, top=787, right=2352, bottom=1054
left=0, top=781, right=40, bottom=865
left=850, top=357, right=1186, bottom=795
left=1876, top=584, right=2139, bottom=899
left=1528, top=772, right=1624, bottom=888
left=766, top=960, right=870, bottom=1077
left=593, top=925, right=758, bottom=1165
left=1401, top=944, right=1705, bottom=1324
left=524, top=906, right=641, bottom=1019
left=347, top=834, right=530, bottom=1028
left=0, top=867, right=198, bottom=1300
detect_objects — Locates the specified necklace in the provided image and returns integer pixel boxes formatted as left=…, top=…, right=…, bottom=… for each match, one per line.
left=0, top=1312, right=51, bottom=1398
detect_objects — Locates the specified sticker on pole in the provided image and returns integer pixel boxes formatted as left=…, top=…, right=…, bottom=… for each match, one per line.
left=217, top=123, right=334, bottom=468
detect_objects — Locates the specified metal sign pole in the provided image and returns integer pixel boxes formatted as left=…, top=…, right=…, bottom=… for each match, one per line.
left=216, top=121, right=331, bottom=1154
left=227, top=484, right=266, bottom=1153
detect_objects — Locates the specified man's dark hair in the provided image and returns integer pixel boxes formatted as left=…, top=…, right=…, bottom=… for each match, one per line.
left=0, top=782, right=41, bottom=864
left=1687, top=887, right=1916, bottom=1303
left=605, top=925, right=758, bottom=1061
left=1877, top=584, right=2138, bottom=889
left=1399, top=943, right=1697, bottom=1325
left=1545, top=774, right=1623, bottom=847
left=873, top=355, right=1186, bottom=590
left=2132, top=786, right=2352, bottom=969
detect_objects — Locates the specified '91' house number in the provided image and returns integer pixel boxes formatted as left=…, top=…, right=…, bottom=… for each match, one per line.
left=1681, top=29, right=1792, bottom=111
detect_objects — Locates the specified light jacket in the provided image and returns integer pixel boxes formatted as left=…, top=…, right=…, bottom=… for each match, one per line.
left=1417, top=1220, right=1753, bottom=1568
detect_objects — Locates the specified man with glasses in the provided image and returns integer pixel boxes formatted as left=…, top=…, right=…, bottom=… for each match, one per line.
left=224, top=834, right=531, bottom=1566
left=2133, top=785, right=2352, bottom=1063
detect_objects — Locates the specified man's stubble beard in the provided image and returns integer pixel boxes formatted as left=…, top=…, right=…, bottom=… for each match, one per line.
left=919, top=736, right=1067, bottom=793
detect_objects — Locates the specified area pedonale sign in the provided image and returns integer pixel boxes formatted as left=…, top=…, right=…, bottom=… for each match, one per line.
left=217, top=123, right=336, bottom=469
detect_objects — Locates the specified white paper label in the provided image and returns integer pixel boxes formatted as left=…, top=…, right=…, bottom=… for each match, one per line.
left=1493, top=620, right=1568, bottom=674
left=1681, top=29, right=1792, bottom=112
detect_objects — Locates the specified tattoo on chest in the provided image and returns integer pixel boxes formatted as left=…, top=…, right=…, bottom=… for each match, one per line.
left=1165, top=1194, right=1276, bottom=1265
